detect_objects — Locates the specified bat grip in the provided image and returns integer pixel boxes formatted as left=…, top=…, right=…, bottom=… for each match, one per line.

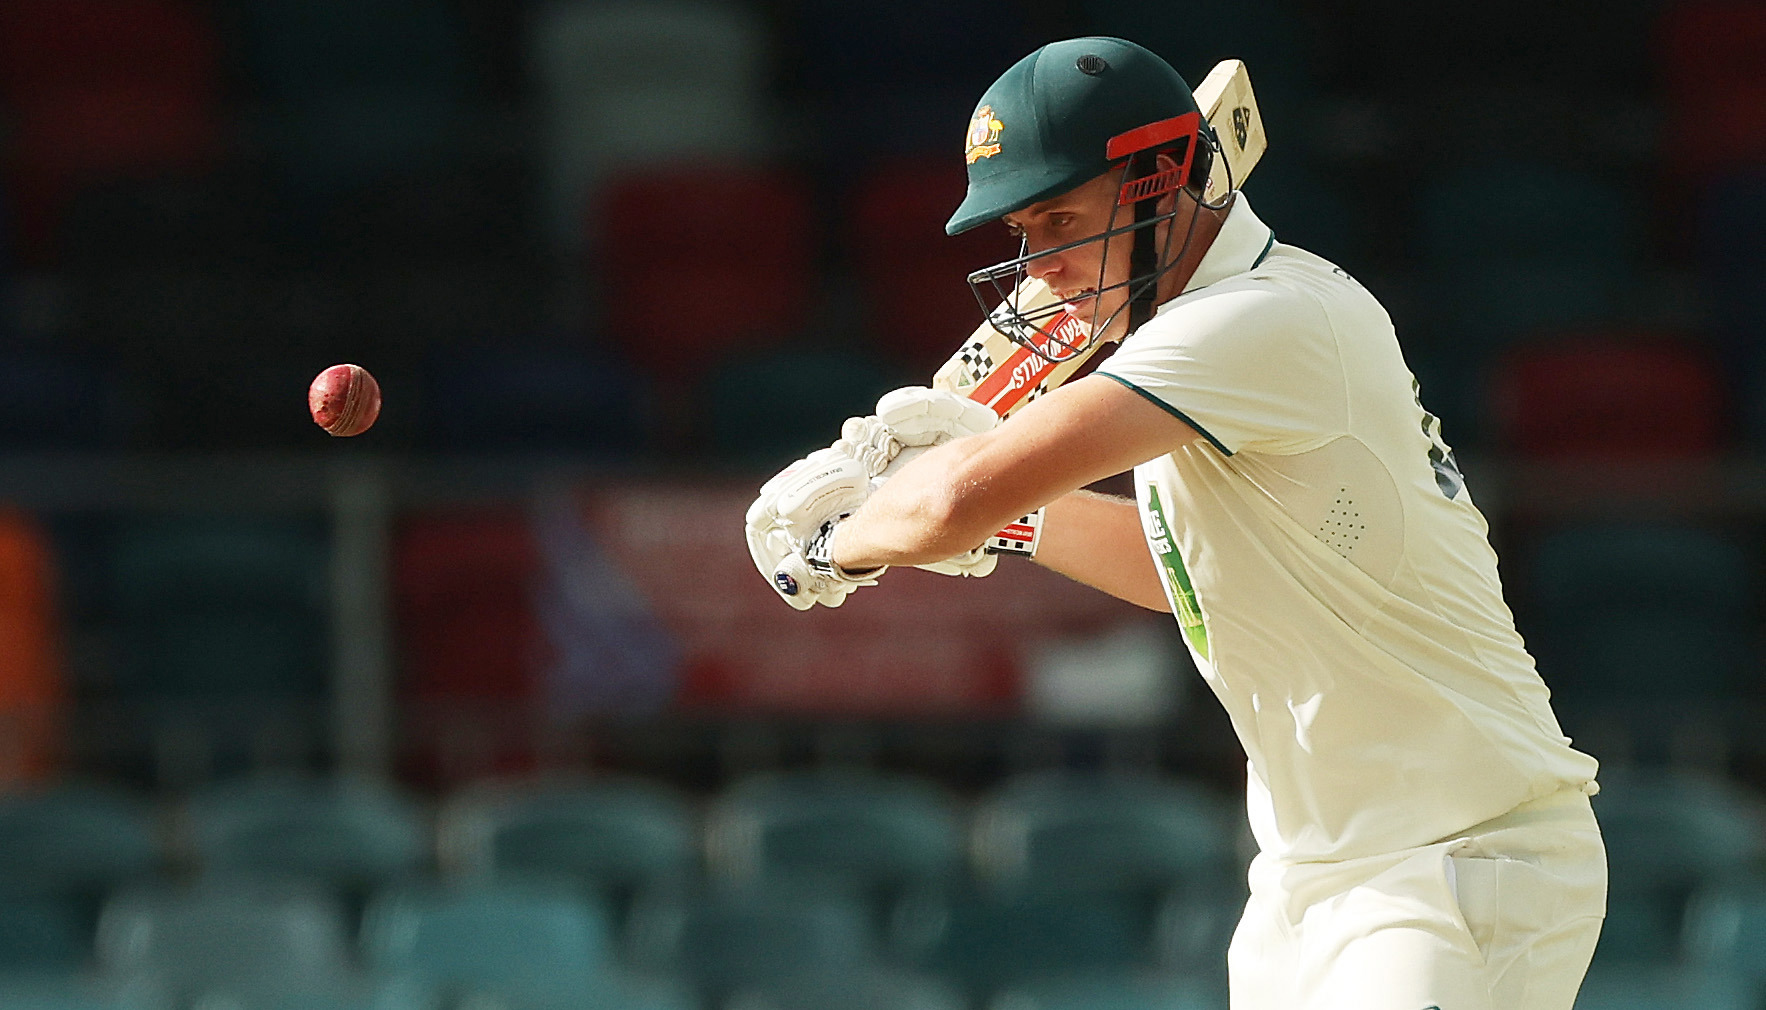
left=984, top=507, right=1045, bottom=558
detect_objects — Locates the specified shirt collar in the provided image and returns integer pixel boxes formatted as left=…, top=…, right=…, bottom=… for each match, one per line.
left=1163, top=193, right=1276, bottom=306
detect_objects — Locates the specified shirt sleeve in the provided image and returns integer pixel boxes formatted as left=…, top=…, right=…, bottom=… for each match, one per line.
left=1093, top=279, right=1348, bottom=456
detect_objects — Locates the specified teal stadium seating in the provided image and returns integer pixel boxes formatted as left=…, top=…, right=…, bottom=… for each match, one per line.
left=0, top=785, right=160, bottom=897
left=0, top=896, right=88, bottom=972
left=1417, top=158, right=1640, bottom=347
left=438, top=778, right=698, bottom=899
left=705, top=770, right=963, bottom=898
left=95, top=879, right=355, bottom=995
left=991, top=974, right=1225, bottom=1010
left=624, top=888, right=875, bottom=997
left=0, top=977, right=171, bottom=1010
left=1588, top=769, right=1766, bottom=964
left=1684, top=875, right=1766, bottom=982
left=1573, top=964, right=1761, bottom=1010
left=889, top=888, right=1155, bottom=997
left=359, top=881, right=614, bottom=996
left=184, top=776, right=428, bottom=890
left=1525, top=522, right=1751, bottom=723
left=728, top=966, right=967, bottom=1010
left=186, top=978, right=442, bottom=1010
left=110, top=517, right=328, bottom=707
left=702, top=345, right=902, bottom=465
left=972, top=771, right=1241, bottom=896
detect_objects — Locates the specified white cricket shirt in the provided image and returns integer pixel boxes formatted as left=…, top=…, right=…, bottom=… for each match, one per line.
left=1094, top=195, right=1599, bottom=864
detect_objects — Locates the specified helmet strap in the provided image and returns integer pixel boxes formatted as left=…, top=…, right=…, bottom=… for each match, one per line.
left=1127, top=151, right=1160, bottom=333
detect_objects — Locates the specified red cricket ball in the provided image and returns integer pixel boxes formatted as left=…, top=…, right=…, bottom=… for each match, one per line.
left=308, top=364, right=382, bottom=437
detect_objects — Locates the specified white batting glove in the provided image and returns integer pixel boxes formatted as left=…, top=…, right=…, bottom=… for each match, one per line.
left=868, top=387, right=1013, bottom=578
left=875, top=386, right=999, bottom=448
left=745, top=446, right=888, bottom=610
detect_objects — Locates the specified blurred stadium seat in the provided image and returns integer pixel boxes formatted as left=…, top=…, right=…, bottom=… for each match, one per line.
left=1694, top=169, right=1766, bottom=368
left=0, top=977, right=171, bottom=1010
left=183, top=775, right=428, bottom=890
left=597, top=167, right=816, bottom=392
left=1152, top=888, right=1243, bottom=986
left=1487, top=334, right=1725, bottom=460
left=0, top=784, right=160, bottom=898
left=1685, top=875, right=1766, bottom=981
left=705, top=770, right=963, bottom=898
left=0, top=355, right=135, bottom=451
left=438, top=777, right=698, bottom=899
left=1075, top=0, right=1313, bottom=110
left=1417, top=158, right=1641, bottom=345
left=0, top=895, right=88, bottom=971
left=393, top=509, right=547, bottom=782
left=1658, top=1, right=1766, bottom=180
left=700, top=344, right=902, bottom=464
left=972, top=771, right=1240, bottom=896
left=0, top=508, right=67, bottom=780
left=728, top=967, right=967, bottom=1010
left=95, top=879, right=355, bottom=993
left=624, top=888, right=875, bottom=997
left=530, top=0, right=772, bottom=248
left=990, top=973, right=1225, bottom=1010
left=1574, top=963, right=1761, bottom=1010
left=889, top=888, right=1154, bottom=997
left=417, top=345, right=649, bottom=455
left=109, top=517, right=328, bottom=703
left=1524, top=522, right=1752, bottom=719
left=359, top=881, right=615, bottom=994
left=0, top=0, right=222, bottom=262
left=187, top=978, right=441, bottom=1010
left=847, top=159, right=1018, bottom=372
left=1587, top=769, right=1766, bottom=963
left=238, top=0, right=473, bottom=200
left=788, top=0, right=1035, bottom=155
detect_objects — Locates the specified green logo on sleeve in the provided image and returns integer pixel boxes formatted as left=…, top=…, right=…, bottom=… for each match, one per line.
left=1144, top=484, right=1209, bottom=661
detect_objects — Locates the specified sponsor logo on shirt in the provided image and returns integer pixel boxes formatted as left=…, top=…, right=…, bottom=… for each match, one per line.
left=1144, top=483, right=1209, bottom=661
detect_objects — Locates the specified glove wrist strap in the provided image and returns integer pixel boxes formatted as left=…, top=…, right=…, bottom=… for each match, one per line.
left=805, top=518, right=884, bottom=582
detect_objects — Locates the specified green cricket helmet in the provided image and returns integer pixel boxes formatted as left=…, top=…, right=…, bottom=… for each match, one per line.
left=946, top=38, right=1222, bottom=361
left=946, top=37, right=1212, bottom=236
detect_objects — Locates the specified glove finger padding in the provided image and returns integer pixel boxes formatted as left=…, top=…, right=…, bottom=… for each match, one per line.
left=875, top=386, right=999, bottom=447
left=763, top=446, right=873, bottom=532
left=833, top=415, right=901, bottom=477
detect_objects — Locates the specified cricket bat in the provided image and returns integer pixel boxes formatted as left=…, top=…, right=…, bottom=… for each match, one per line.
left=932, top=58, right=1268, bottom=421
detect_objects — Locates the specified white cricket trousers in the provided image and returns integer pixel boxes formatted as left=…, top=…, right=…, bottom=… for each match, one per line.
left=1227, top=787, right=1607, bottom=1010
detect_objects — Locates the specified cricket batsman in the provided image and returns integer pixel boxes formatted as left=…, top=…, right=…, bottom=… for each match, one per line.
left=745, top=37, right=1605, bottom=1009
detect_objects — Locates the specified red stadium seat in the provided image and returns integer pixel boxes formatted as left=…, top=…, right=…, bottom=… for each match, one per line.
left=595, top=167, right=816, bottom=387
left=1659, top=1, right=1766, bottom=179
left=0, top=510, right=64, bottom=781
left=393, top=510, right=548, bottom=783
left=1488, top=333, right=1726, bottom=460
left=849, top=160, right=1020, bottom=372
left=0, top=0, right=221, bottom=262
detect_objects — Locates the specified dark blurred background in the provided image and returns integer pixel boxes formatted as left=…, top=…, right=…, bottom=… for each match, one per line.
left=0, top=1, right=1763, bottom=1007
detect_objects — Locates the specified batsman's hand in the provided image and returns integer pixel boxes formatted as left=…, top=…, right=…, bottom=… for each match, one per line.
left=745, top=444, right=892, bottom=610
left=871, top=386, right=1002, bottom=578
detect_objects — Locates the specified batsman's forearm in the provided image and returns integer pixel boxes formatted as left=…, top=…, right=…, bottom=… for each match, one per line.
left=1034, top=491, right=1172, bottom=612
left=833, top=437, right=1014, bottom=570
